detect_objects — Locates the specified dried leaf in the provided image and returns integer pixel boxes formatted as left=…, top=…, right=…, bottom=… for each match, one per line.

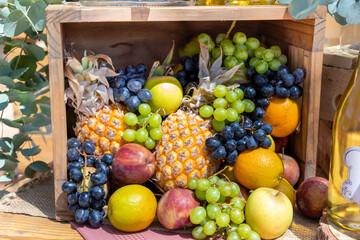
left=213, top=64, right=241, bottom=85
left=96, top=85, right=109, bottom=104
left=66, top=57, right=84, bottom=74
left=163, top=40, right=175, bottom=66
left=198, top=41, right=210, bottom=78
left=108, top=88, right=115, bottom=104
left=149, top=61, right=160, bottom=78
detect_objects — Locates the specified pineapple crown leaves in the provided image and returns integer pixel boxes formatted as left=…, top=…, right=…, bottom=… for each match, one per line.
left=149, top=41, right=175, bottom=78
left=64, top=50, right=118, bottom=117
left=183, top=41, right=247, bottom=110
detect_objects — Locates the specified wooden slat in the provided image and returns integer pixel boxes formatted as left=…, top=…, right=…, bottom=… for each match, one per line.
left=0, top=212, right=83, bottom=240
left=46, top=4, right=326, bottom=24
left=47, top=22, right=73, bottom=221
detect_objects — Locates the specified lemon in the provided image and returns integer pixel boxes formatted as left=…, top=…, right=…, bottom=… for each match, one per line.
left=108, top=184, right=157, bottom=232
left=268, top=135, right=275, bottom=152
left=275, top=178, right=296, bottom=206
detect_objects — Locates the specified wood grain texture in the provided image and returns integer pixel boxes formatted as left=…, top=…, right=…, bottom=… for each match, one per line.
left=0, top=212, right=83, bottom=240
left=46, top=4, right=326, bottom=24
left=47, top=22, right=73, bottom=221
left=317, top=119, right=332, bottom=178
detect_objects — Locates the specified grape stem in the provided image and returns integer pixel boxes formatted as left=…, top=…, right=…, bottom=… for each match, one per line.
left=225, top=21, right=236, bottom=40
left=212, top=165, right=230, bottom=177
left=221, top=173, right=231, bottom=183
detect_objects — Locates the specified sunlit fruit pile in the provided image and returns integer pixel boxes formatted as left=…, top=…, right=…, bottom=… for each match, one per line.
left=60, top=23, right=325, bottom=240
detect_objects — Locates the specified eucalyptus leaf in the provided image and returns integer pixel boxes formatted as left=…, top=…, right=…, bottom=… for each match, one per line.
left=25, top=43, right=45, bottom=61
left=7, top=89, right=21, bottom=102
left=21, top=146, right=40, bottom=156
left=12, top=116, right=36, bottom=124
left=10, top=67, right=28, bottom=79
left=14, top=0, right=28, bottom=14
left=0, top=76, right=15, bottom=88
left=28, top=160, right=48, bottom=172
left=20, top=124, right=39, bottom=132
left=332, top=12, right=348, bottom=25
left=327, top=0, right=339, bottom=14
left=12, top=133, right=28, bottom=151
left=4, top=10, right=30, bottom=37
left=337, top=0, right=355, bottom=17
left=24, top=165, right=36, bottom=178
left=18, top=0, right=32, bottom=6
left=10, top=55, right=37, bottom=80
left=20, top=101, right=37, bottom=115
left=0, top=118, right=21, bottom=128
left=0, top=153, right=19, bottom=162
left=0, top=59, right=11, bottom=76
left=346, top=2, right=360, bottom=25
left=319, top=0, right=337, bottom=4
left=0, top=137, right=12, bottom=152
left=27, top=0, right=46, bottom=32
left=289, top=0, right=320, bottom=20
left=277, top=0, right=291, bottom=4
left=0, top=94, right=9, bottom=110
left=32, top=113, right=50, bottom=127
left=0, top=158, right=17, bottom=171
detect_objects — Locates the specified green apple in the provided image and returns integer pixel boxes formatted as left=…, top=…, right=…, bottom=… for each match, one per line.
left=144, top=76, right=183, bottom=116
left=245, top=187, right=293, bottom=239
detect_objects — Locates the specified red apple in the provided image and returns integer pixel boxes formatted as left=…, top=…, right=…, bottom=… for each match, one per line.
left=296, top=177, right=329, bottom=218
left=112, top=143, right=155, bottom=184
left=278, top=154, right=300, bottom=186
left=274, top=136, right=289, bottom=153
left=157, top=188, right=200, bottom=230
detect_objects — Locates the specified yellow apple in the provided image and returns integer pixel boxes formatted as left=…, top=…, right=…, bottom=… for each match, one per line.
left=245, top=187, right=293, bottom=239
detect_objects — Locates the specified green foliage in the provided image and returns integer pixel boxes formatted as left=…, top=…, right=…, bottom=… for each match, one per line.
left=0, top=0, right=50, bottom=178
left=277, top=0, right=360, bottom=25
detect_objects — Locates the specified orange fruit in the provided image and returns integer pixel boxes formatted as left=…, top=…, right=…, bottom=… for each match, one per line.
left=234, top=148, right=284, bottom=190
left=275, top=178, right=296, bottom=206
left=108, top=184, right=157, bottom=232
left=263, top=96, right=301, bottom=138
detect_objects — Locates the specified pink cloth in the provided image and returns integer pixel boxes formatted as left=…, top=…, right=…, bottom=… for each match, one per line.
left=71, top=221, right=193, bottom=240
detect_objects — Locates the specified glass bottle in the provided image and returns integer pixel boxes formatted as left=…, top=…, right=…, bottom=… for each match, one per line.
left=328, top=54, right=360, bottom=231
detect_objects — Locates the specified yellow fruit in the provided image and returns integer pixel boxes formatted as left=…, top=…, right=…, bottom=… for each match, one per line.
left=234, top=148, right=284, bottom=190
left=179, top=38, right=200, bottom=58
left=263, top=96, right=301, bottom=138
left=76, top=104, right=129, bottom=155
left=108, top=184, right=157, bottom=232
left=154, top=110, right=220, bottom=191
left=268, top=135, right=275, bottom=152
left=275, top=178, right=296, bottom=206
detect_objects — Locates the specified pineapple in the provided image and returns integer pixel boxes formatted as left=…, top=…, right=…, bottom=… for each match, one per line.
left=64, top=51, right=128, bottom=155
left=154, top=41, right=246, bottom=191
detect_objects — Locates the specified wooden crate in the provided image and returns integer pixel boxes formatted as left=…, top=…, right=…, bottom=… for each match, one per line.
left=317, top=51, right=357, bottom=178
left=46, top=4, right=327, bottom=221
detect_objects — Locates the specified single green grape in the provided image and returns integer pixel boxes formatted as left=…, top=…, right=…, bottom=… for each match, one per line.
left=226, top=108, right=238, bottom=122
left=213, top=108, right=227, bottom=121
left=199, top=105, right=214, bottom=118
left=207, top=40, right=215, bottom=53
left=188, top=178, right=198, bottom=190
left=245, top=37, right=260, bottom=50
left=195, top=189, right=206, bottom=201
left=213, top=85, right=228, bottom=98
left=222, top=205, right=231, bottom=215
left=242, top=99, right=255, bottom=113
left=234, top=49, right=248, bottom=62
left=138, top=103, right=151, bottom=116
left=144, top=137, right=156, bottom=149
left=200, top=216, right=211, bottom=226
left=190, top=206, right=207, bottom=225
left=203, top=220, right=217, bottom=236
left=227, top=232, right=240, bottom=240
left=262, top=49, right=275, bottom=62
left=249, top=57, right=260, bottom=68
left=278, top=54, right=288, bottom=65
left=138, top=114, right=150, bottom=124
left=216, top=33, right=226, bottom=45
left=247, top=49, right=255, bottom=58
left=234, top=88, right=244, bottom=100
left=235, top=44, right=247, bottom=50
left=254, top=47, right=266, bottom=59
left=218, top=194, right=226, bottom=203
left=192, top=226, right=207, bottom=240
left=269, top=58, right=281, bottom=71
left=247, top=231, right=261, bottom=240
left=148, top=113, right=162, bottom=128
left=220, top=39, right=233, bottom=49
left=198, top=33, right=212, bottom=44
left=224, top=56, right=238, bottom=70
left=216, top=213, right=230, bottom=228
left=225, top=91, right=238, bottom=103
left=206, top=187, right=221, bottom=203
left=230, top=182, right=241, bottom=198
left=212, top=119, right=225, bottom=132
left=237, top=224, right=252, bottom=239
left=230, top=197, right=245, bottom=210
left=136, top=128, right=149, bottom=142
left=255, top=60, right=269, bottom=74
left=209, top=176, right=219, bottom=185
left=206, top=203, right=222, bottom=220
left=233, top=32, right=247, bottom=45
left=270, top=45, right=282, bottom=58
left=124, top=113, right=138, bottom=126
left=222, top=44, right=236, bottom=57
left=212, top=47, right=221, bottom=60
left=197, top=179, right=211, bottom=192
left=216, top=178, right=227, bottom=186
left=230, top=209, right=245, bottom=224
left=213, top=98, right=228, bottom=109
left=123, top=129, right=136, bottom=142
left=231, top=100, right=245, bottom=114
left=149, top=128, right=163, bottom=140
left=219, top=183, right=232, bottom=197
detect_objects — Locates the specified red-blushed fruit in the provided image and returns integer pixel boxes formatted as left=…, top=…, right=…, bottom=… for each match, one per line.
left=274, top=136, right=289, bottom=153
left=157, top=188, right=200, bottom=230
left=296, top=177, right=329, bottom=218
left=112, top=143, right=155, bottom=184
left=278, top=154, right=300, bottom=186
